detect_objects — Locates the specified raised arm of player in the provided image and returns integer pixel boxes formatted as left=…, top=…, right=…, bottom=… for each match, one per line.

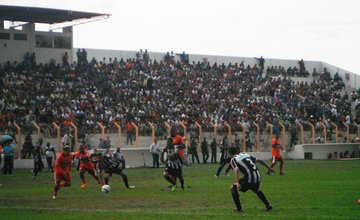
left=256, top=159, right=274, bottom=174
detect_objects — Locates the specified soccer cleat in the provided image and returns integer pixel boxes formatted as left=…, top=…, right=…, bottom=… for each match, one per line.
left=280, top=172, right=285, bottom=176
left=234, top=209, right=244, bottom=213
left=171, top=185, right=177, bottom=192
left=128, top=185, right=135, bottom=189
left=266, top=205, right=273, bottom=211
left=214, top=175, right=219, bottom=179
left=52, top=196, right=56, bottom=199
left=81, top=183, right=87, bottom=189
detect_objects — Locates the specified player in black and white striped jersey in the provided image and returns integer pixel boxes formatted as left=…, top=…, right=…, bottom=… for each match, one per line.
left=162, top=136, right=185, bottom=191
left=229, top=147, right=273, bottom=212
left=214, top=135, right=233, bottom=178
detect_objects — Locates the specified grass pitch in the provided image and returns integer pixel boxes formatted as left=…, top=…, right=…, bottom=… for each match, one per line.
left=0, top=160, right=359, bottom=219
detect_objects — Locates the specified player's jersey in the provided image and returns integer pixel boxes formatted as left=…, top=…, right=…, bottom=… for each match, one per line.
left=112, top=152, right=126, bottom=169
left=230, top=153, right=261, bottom=184
left=90, top=152, right=101, bottom=165
left=166, top=153, right=182, bottom=170
left=271, top=138, right=281, bottom=157
left=73, top=150, right=91, bottom=164
left=220, top=146, right=230, bottom=160
left=98, top=155, right=118, bottom=171
left=173, top=135, right=185, bottom=149
left=55, top=153, right=73, bottom=173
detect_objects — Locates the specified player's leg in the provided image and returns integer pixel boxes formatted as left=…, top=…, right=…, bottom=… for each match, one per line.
left=278, top=157, right=284, bottom=175
left=224, top=162, right=231, bottom=176
left=103, top=172, right=110, bottom=185
left=163, top=170, right=176, bottom=186
left=88, top=168, right=103, bottom=186
left=267, top=156, right=277, bottom=174
left=114, top=169, right=134, bottom=189
left=176, top=168, right=185, bottom=190
left=252, top=183, right=272, bottom=211
left=79, top=168, right=87, bottom=189
left=230, top=183, right=243, bottom=212
left=215, top=161, right=225, bottom=177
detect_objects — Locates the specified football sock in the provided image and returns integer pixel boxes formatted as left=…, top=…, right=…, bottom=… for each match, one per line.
left=256, top=190, right=270, bottom=208
left=121, top=174, right=130, bottom=188
left=216, top=165, right=224, bottom=176
left=179, top=177, right=184, bottom=189
left=164, top=175, right=175, bottom=185
left=231, top=185, right=242, bottom=211
left=80, top=172, right=86, bottom=184
left=104, top=177, right=109, bottom=185
left=225, top=164, right=232, bottom=173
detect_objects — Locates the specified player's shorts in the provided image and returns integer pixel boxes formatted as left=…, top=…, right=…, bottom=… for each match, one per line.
left=164, top=165, right=183, bottom=178
left=79, top=163, right=95, bottom=172
left=238, top=178, right=260, bottom=192
left=54, top=171, right=71, bottom=184
left=271, top=148, right=281, bottom=158
left=220, top=157, right=231, bottom=164
left=107, top=166, right=123, bottom=176
left=271, top=155, right=283, bottom=163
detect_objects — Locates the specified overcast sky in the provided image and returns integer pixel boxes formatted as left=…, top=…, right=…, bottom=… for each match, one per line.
left=2, top=0, right=360, bottom=74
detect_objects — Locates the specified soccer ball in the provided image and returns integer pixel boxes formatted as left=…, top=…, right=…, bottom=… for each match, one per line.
left=101, top=184, right=110, bottom=193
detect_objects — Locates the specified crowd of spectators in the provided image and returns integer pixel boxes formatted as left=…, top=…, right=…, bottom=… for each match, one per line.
left=0, top=50, right=358, bottom=141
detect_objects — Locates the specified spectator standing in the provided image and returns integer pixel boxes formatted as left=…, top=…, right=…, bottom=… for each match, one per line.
left=201, top=137, right=209, bottom=163
left=150, top=139, right=161, bottom=168
left=126, top=121, right=135, bottom=145
left=62, top=133, right=72, bottom=148
left=189, top=137, right=200, bottom=164
left=210, top=138, right=217, bottom=163
left=2, top=135, right=15, bottom=175
left=22, top=133, right=33, bottom=159
left=45, top=142, right=56, bottom=172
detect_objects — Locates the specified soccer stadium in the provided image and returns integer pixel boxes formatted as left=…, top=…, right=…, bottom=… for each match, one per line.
left=0, top=4, right=360, bottom=220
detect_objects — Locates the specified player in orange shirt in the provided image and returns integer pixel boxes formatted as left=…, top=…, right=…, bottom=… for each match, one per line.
left=53, top=145, right=73, bottom=199
left=268, top=133, right=284, bottom=175
left=73, top=146, right=103, bottom=189
left=173, top=133, right=185, bottom=160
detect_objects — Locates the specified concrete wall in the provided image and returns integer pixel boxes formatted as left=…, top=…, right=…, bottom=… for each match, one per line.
left=289, top=143, right=360, bottom=159
left=0, top=23, right=72, bottom=65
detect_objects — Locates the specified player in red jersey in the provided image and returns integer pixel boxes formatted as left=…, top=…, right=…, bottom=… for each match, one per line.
left=267, top=133, right=284, bottom=175
left=53, top=145, right=73, bottom=199
left=73, top=146, right=103, bottom=189
left=173, top=133, right=185, bottom=160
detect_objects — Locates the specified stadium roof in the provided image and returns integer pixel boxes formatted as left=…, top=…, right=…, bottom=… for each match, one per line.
left=0, top=5, right=110, bottom=24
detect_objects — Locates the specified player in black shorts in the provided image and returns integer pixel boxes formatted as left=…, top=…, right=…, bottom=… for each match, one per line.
left=161, top=138, right=185, bottom=191
left=215, top=136, right=233, bottom=178
left=98, top=151, right=134, bottom=189
left=229, top=147, right=273, bottom=212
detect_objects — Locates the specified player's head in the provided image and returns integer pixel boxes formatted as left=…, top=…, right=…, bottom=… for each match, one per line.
left=1, top=135, right=13, bottom=146
left=63, top=145, right=71, bottom=155
left=79, top=146, right=85, bottom=153
left=229, top=146, right=238, bottom=156
left=46, top=142, right=50, bottom=147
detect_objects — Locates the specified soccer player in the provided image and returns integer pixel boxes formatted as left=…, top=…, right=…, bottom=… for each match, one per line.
left=53, top=146, right=73, bottom=199
left=98, top=149, right=135, bottom=189
left=214, top=136, right=232, bottom=178
left=163, top=152, right=185, bottom=191
left=268, top=133, right=284, bottom=175
left=90, top=148, right=101, bottom=172
left=229, top=148, right=273, bottom=212
left=32, top=141, right=44, bottom=179
left=73, top=146, right=103, bottom=189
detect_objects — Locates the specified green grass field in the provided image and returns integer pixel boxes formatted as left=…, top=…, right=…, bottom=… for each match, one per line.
left=0, top=160, right=359, bottom=220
